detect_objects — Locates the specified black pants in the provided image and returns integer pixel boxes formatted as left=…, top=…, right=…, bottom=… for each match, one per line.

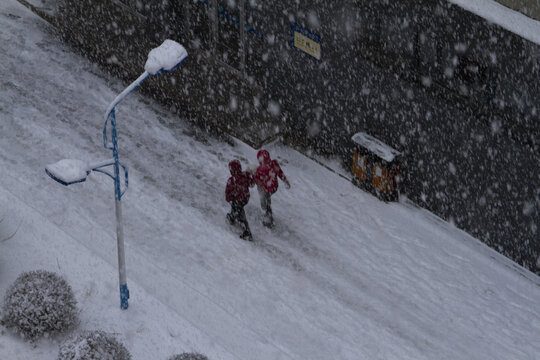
left=229, top=201, right=251, bottom=234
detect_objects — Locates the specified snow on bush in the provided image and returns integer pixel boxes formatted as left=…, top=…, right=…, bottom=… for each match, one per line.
left=1, top=270, right=78, bottom=340
left=58, top=330, right=131, bottom=360
left=168, top=353, right=209, bottom=360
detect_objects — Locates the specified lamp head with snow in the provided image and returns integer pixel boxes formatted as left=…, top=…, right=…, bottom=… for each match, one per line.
left=45, top=159, right=90, bottom=186
left=144, top=40, right=188, bottom=76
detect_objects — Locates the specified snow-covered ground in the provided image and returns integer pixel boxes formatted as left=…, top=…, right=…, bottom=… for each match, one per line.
left=1, top=1, right=539, bottom=359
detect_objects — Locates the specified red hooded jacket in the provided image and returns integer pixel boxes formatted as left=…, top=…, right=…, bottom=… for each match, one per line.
left=226, top=160, right=253, bottom=203
left=254, top=150, right=289, bottom=194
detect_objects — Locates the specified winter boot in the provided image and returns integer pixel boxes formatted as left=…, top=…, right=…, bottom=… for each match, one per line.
left=240, top=230, right=253, bottom=241
left=262, top=213, right=274, bottom=228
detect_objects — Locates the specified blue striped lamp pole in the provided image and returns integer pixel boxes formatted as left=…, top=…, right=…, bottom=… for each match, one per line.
left=46, top=40, right=188, bottom=310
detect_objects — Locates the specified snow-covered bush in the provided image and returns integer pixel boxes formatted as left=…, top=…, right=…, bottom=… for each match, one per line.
left=1, top=270, right=78, bottom=340
left=58, top=330, right=131, bottom=360
left=168, top=353, right=209, bottom=360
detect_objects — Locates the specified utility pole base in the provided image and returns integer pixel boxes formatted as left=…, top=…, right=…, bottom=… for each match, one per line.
left=120, top=284, right=129, bottom=310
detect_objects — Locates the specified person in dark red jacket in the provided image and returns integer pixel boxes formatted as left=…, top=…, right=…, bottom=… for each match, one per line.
left=253, top=150, right=290, bottom=227
left=226, top=160, right=254, bottom=241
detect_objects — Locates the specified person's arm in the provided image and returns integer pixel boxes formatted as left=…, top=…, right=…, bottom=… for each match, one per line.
left=245, top=171, right=255, bottom=188
left=225, top=178, right=233, bottom=202
left=274, top=161, right=290, bottom=189
left=283, top=176, right=291, bottom=189
left=253, top=167, right=262, bottom=188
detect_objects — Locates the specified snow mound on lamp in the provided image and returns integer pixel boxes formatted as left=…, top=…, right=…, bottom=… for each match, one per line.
left=145, top=39, right=188, bottom=76
left=45, top=159, right=89, bottom=186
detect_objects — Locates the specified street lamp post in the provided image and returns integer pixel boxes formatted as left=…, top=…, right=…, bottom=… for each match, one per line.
left=46, top=40, right=188, bottom=310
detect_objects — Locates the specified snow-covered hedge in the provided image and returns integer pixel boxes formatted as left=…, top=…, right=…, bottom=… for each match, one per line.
left=1, top=270, right=78, bottom=340
left=58, top=330, right=131, bottom=360
left=168, top=353, right=209, bottom=360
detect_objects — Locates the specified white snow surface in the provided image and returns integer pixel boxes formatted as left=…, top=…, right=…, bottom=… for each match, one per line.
left=1, top=1, right=539, bottom=360
left=145, top=39, right=188, bottom=76
left=352, top=132, right=401, bottom=162
left=449, top=0, right=540, bottom=46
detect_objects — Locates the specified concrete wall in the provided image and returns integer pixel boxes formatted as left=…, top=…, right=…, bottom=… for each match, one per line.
left=55, top=0, right=284, bottom=148
left=53, top=0, right=540, bottom=274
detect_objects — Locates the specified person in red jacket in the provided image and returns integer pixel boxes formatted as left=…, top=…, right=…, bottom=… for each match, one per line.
left=226, top=160, right=254, bottom=241
left=253, top=150, right=290, bottom=227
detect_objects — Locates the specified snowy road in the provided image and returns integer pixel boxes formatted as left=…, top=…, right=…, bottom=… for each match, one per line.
left=1, top=1, right=540, bottom=359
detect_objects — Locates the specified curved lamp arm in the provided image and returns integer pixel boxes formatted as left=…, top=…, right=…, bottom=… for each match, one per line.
left=104, top=71, right=150, bottom=121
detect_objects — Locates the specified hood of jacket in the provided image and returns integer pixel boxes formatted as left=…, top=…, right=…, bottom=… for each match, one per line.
left=229, top=160, right=242, bottom=176
left=257, top=150, right=270, bottom=165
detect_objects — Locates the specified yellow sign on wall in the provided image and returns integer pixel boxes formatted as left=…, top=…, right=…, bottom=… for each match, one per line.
left=290, top=23, right=321, bottom=61
left=293, top=31, right=321, bottom=60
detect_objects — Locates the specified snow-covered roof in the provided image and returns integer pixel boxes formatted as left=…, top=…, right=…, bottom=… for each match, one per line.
left=449, top=0, right=540, bottom=46
left=352, top=132, right=401, bottom=162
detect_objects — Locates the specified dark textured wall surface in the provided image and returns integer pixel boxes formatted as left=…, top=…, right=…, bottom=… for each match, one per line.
left=55, top=0, right=539, bottom=274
